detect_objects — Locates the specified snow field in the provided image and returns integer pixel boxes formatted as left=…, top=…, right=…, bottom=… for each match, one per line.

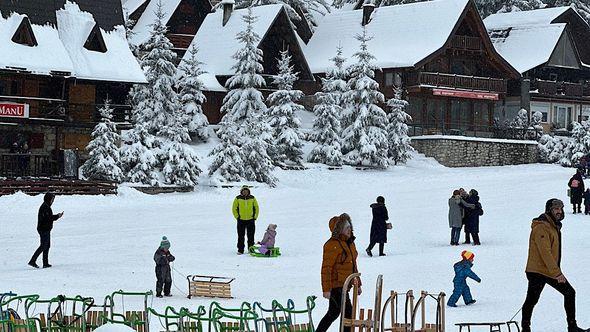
left=1, top=156, right=590, bottom=332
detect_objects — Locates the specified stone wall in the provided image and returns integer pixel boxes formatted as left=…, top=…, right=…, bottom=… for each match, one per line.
left=411, top=136, right=539, bottom=167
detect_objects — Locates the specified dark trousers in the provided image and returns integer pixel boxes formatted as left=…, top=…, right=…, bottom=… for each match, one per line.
left=451, top=227, right=461, bottom=244
left=30, top=231, right=51, bottom=266
left=237, top=220, right=255, bottom=252
left=522, top=272, right=576, bottom=326
left=464, top=231, right=471, bottom=243
left=316, top=288, right=353, bottom=332
left=155, top=275, right=172, bottom=296
left=367, top=242, right=384, bottom=255
left=471, top=233, right=480, bottom=245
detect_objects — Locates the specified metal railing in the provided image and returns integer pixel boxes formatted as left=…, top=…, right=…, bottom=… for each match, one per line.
left=406, top=72, right=507, bottom=93
left=0, top=153, right=56, bottom=177
left=408, top=122, right=542, bottom=140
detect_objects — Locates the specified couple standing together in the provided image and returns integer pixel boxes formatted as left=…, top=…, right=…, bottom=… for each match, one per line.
left=448, top=188, right=483, bottom=246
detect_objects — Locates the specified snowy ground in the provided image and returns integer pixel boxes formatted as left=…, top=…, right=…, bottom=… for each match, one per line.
left=1, top=153, right=589, bottom=332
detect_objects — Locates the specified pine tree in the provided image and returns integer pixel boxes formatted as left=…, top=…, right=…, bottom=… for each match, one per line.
left=496, top=0, right=544, bottom=13
left=236, top=0, right=329, bottom=31
left=511, top=108, right=529, bottom=128
left=124, top=10, right=138, bottom=56
left=308, top=48, right=346, bottom=166
left=82, top=100, right=123, bottom=182
left=267, top=50, right=305, bottom=167
left=561, top=121, right=590, bottom=166
left=120, top=122, right=159, bottom=185
left=550, top=0, right=590, bottom=24
left=341, top=27, right=389, bottom=168
left=386, top=87, right=414, bottom=165
left=208, top=8, right=276, bottom=185
left=177, top=44, right=210, bottom=142
left=161, top=141, right=201, bottom=186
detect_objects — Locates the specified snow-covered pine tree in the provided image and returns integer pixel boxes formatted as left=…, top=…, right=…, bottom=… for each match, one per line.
left=123, top=10, right=138, bottom=56
left=82, top=100, right=123, bottom=182
left=236, top=0, right=329, bottom=31
left=341, top=27, right=389, bottom=168
left=550, top=0, right=590, bottom=24
left=242, top=115, right=277, bottom=186
left=307, top=48, right=347, bottom=166
left=208, top=8, right=276, bottom=185
left=386, top=87, right=414, bottom=165
left=560, top=121, right=590, bottom=166
left=177, top=44, right=210, bottom=142
left=120, top=122, right=159, bottom=185
left=161, top=140, right=201, bottom=186
left=511, top=108, right=529, bottom=128
left=267, top=50, right=305, bottom=167
left=496, top=0, right=544, bottom=13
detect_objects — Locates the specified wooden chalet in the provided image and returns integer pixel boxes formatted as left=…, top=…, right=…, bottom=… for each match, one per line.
left=181, top=3, right=313, bottom=123
left=304, top=0, right=520, bottom=137
left=127, top=0, right=212, bottom=58
left=484, top=7, right=590, bottom=132
left=0, top=0, right=145, bottom=177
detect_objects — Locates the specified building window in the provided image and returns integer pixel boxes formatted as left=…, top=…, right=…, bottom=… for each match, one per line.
left=474, top=102, right=490, bottom=128
left=11, top=17, right=38, bottom=46
left=582, top=105, right=590, bottom=122
left=84, top=24, right=107, bottom=53
left=531, top=103, right=549, bottom=123
left=552, top=105, right=572, bottom=129
left=451, top=99, right=470, bottom=130
left=385, top=72, right=394, bottom=87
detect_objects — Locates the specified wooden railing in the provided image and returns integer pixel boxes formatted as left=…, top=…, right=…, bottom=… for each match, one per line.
left=0, top=153, right=56, bottom=177
left=532, top=79, right=588, bottom=97
left=406, top=72, right=507, bottom=93
left=450, top=35, right=482, bottom=51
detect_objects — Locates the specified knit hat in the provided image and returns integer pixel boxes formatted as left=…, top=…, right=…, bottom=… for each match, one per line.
left=545, top=198, right=564, bottom=213
left=160, top=236, right=171, bottom=250
left=461, top=250, right=474, bottom=261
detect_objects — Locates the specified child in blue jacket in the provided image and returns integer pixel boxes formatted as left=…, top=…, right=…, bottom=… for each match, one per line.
left=447, top=250, right=481, bottom=307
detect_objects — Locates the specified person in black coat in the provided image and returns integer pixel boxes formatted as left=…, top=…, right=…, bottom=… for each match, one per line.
left=366, top=196, right=389, bottom=257
left=154, top=236, right=175, bottom=297
left=464, top=190, right=484, bottom=246
left=29, top=193, right=63, bottom=268
left=568, top=170, right=585, bottom=214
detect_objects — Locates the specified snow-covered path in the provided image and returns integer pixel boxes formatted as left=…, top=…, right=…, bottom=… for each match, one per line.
left=1, top=156, right=589, bottom=332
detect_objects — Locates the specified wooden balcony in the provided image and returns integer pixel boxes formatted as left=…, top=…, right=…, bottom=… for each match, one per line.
left=532, top=79, right=588, bottom=98
left=450, top=35, right=482, bottom=51
left=406, top=72, right=507, bottom=93
left=167, top=33, right=195, bottom=50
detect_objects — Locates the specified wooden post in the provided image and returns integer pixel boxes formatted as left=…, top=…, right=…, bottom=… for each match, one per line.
left=421, top=291, right=426, bottom=331
left=439, top=293, right=445, bottom=332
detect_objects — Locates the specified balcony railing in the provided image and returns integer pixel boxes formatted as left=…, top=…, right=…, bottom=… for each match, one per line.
left=450, top=35, right=482, bottom=51
left=532, top=79, right=588, bottom=97
left=0, top=153, right=57, bottom=177
left=407, top=72, right=507, bottom=93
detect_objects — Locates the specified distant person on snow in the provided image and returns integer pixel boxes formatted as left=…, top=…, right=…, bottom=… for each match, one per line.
left=256, top=224, right=277, bottom=255
left=317, top=214, right=361, bottom=332
left=584, top=189, right=590, bottom=215
left=154, top=236, right=175, bottom=298
left=521, top=199, right=589, bottom=332
left=464, top=189, right=484, bottom=245
left=29, top=193, right=63, bottom=268
left=568, top=170, right=584, bottom=214
left=448, top=190, right=474, bottom=246
left=366, top=196, right=389, bottom=257
left=232, top=186, right=260, bottom=254
left=447, top=250, right=480, bottom=307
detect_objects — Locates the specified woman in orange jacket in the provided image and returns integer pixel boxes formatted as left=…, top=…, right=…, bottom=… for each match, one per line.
left=317, top=213, right=361, bottom=332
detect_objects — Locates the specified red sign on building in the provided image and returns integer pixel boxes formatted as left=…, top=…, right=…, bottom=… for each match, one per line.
left=432, top=89, right=499, bottom=101
left=0, top=102, right=30, bottom=118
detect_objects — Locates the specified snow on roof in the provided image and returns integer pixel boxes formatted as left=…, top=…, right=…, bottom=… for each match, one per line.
left=304, top=0, right=469, bottom=74
left=0, top=12, right=75, bottom=74
left=198, top=72, right=227, bottom=92
left=0, top=3, right=145, bottom=83
left=129, top=0, right=182, bottom=46
left=483, top=6, right=569, bottom=29
left=484, top=7, right=572, bottom=74
left=122, top=0, right=148, bottom=17
left=182, top=4, right=284, bottom=82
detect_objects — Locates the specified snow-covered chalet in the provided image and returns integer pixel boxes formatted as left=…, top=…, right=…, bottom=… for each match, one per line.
left=484, top=6, right=590, bottom=132
left=305, top=0, right=521, bottom=137
left=0, top=0, right=145, bottom=177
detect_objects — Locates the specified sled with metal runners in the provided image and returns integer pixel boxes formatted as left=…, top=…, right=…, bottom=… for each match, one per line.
left=252, top=296, right=316, bottom=332
left=455, top=321, right=520, bottom=332
left=248, top=246, right=281, bottom=258
left=102, top=290, right=152, bottom=332
left=187, top=276, right=235, bottom=299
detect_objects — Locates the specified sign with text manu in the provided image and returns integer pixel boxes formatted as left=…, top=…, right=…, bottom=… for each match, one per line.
left=432, top=89, right=499, bottom=101
left=0, top=102, right=30, bottom=118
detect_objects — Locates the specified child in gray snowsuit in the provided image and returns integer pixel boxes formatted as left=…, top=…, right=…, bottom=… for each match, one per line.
left=258, top=224, right=277, bottom=255
left=154, top=236, right=175, bottom=298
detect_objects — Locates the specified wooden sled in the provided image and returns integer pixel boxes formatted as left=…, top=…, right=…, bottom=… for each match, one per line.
left=381, top=290, right=414, bottom=332
left=187, top=275, right=235, bottom=299
left=411, top=291, right=445, bottom=332
left=339, top=273, right=383, bottom=332
left=455, top=321, right=520, bottom=332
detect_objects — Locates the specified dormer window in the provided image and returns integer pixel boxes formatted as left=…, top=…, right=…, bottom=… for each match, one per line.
left=12, top=17, right=38, bottom=46
left=84, top=24, right=107, bottom=53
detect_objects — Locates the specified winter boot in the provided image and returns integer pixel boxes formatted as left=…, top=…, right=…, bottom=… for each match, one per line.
left=156, top=293, right=163, bottom=298
left=366, top=248, right=373, bottom=257
left=43, top=264, right=52, bottom=268
left=573, top=205, right=577, bottom=214
left=578, top=205, right=583, bottom=213
left=466, top=299, right=476, bottom=305
left=28, top=261, right=39, bottom=269
left=378, top=244, right=385, bottom=256
left=568, top=320, right=590, bottom=332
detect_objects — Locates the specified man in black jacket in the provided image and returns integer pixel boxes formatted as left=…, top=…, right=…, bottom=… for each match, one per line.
left=29, top=193, right=63, bottom=268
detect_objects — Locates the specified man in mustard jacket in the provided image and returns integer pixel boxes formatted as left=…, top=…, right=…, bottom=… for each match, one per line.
left=521, top=199, right=588, bottom=332
left=232, top=186, right=259, bottom=254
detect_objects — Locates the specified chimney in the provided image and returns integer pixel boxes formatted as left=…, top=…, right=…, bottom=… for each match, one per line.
left=362, top=2, right=375, bottom=26
left=221, top=0, right=235, bottom=26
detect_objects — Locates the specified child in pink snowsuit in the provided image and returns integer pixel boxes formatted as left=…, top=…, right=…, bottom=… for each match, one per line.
left=258, top=224, right=277, bottom=255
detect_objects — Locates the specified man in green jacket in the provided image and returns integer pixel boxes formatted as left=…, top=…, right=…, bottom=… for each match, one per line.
left=521, top=199, right=588, bottom=332
left=232, top=186, right=259, bottom=254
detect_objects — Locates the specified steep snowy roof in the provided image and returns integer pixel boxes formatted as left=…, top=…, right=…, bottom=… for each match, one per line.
left=122, top=0, right=148, bottom=17
left=182, top=4, right=285, bottom=89
left=0, top=2, right=145, bottom=83
left=57, top=2, right=146, bottom=82
left=304, top=0, right=469, bottom=73
left=484, top=7, right=572, bottom=73
left=129, top=0, right=182, bottom=46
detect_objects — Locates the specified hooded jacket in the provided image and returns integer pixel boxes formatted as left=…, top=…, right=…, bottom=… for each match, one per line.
left=37, top=194, right=60, bottom=232
left=321, top=215, right=360, bottom=292
left=260, top=227, right=276, bottom=248
left=525, top=213, right=562, bottom=278
left=232, top=194, right=259, bottom=221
